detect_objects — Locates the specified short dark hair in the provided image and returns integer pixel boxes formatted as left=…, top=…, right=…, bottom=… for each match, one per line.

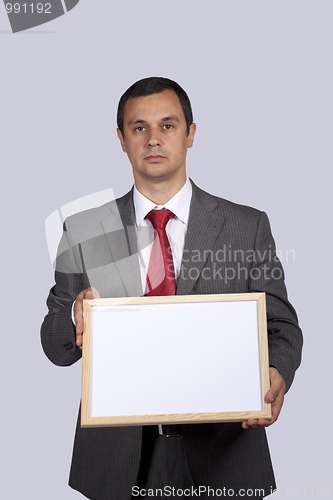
left=117, top=77, right=193, bottom=137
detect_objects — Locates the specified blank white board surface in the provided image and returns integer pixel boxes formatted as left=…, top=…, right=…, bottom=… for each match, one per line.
left=81, top=293, right=271, bottom=426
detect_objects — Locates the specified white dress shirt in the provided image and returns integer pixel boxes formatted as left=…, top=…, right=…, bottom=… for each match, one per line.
left=133, top=178, right=192, bottom=294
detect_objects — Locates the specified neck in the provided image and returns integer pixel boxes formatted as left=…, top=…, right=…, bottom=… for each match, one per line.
left=134, top=173, right=187, bottom=205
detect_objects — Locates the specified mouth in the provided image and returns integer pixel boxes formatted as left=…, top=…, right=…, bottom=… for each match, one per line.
left=144, top=155, right=166, bottom=162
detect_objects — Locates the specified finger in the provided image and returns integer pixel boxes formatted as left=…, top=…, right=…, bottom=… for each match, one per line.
left=256, top=419, right=272, bottom=427
left=76, top=332, right=83, bottom=349
left=269, top=392, right=285, bottom=424
left=265, top=367, right=285, bottom=404
left=84, top=290, right=95, bottom=300
left=242, top=419, right=259, bottom=429
left=84, top=287, right=101, bottom=300
left=243, top=417, right=274, bottom=429
left=73, top=289, right=88, bottom=345
left=75, top=287, right=100, bottom=329
left=73, top=288, right=101, bottom=348
left=90, top=287, right=100, bottom=299
left=76, top=320, right=83, bottom=347
left=73, top=291, right=84, bottom=334
left=74, top=287, right=99, bottom=323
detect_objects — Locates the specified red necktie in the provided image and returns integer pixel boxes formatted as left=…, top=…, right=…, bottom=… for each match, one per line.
left=145, top=209, right=176, bottom=296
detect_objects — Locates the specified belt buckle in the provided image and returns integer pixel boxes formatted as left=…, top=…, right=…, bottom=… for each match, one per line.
left=157, top=424, right=181, bottom=437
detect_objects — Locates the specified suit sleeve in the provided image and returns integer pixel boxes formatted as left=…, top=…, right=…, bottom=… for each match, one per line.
left=249, top=212, right=303, bottom=392
left=41, top=220, right=84, bottom=366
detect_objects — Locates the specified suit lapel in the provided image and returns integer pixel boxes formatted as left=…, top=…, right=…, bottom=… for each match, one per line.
left=99, top=182, right=226, bottom=297
left=176, top=181, right=226, bottom=295
left=102, top=188, right=143, bottom=298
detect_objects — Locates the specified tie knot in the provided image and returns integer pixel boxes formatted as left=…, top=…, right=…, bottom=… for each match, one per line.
left=145, top=209, right=174, bottom=230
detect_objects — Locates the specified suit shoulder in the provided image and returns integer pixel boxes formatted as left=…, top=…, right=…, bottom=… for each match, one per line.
left=215, top=195, right=263, bottom=220
left=63, top=189, right=133, bottom=240
left=192, top=182, right=264, bottom=221
left=63, top=199, right=116, bottom=231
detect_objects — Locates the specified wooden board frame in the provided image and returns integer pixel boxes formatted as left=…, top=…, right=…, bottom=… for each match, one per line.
left=81, top=293, right=271, bottom=427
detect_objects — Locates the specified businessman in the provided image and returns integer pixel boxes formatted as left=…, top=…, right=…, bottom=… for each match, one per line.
left=41, top=77, right=302, bottom=500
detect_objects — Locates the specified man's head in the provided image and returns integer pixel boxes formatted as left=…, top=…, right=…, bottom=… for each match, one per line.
left=117, top=77, right=196, bottom=197
left=117, top=77, right=193, bottom=138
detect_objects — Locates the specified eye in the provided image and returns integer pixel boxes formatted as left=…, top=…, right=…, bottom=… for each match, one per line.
left=163, top=124, right=173, bottom=130
left=135, top=126, right=145, bottom=132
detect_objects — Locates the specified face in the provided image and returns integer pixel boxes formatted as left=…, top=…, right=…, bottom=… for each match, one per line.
left=117, top=89, right=196, bottom=187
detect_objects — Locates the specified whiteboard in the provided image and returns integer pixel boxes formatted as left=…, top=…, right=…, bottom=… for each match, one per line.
left=81, top=293, right=271, bottom=427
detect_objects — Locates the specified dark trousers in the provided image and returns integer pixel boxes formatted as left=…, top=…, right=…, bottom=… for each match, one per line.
left=132, top=426, right=195, bottom=499
left=131, top=426, right=265, bottom=500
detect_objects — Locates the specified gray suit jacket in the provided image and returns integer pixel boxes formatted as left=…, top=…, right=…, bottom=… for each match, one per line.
left=41, top=180, right=302, bottom=500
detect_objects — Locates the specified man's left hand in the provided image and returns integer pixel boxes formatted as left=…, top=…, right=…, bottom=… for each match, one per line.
left=242, top=367, right=286, bottom=429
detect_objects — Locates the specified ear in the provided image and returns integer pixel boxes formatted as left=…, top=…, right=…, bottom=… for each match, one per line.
left=187, top=123, right=196, bottom=148
left=117, top=128, right=127, bottom=153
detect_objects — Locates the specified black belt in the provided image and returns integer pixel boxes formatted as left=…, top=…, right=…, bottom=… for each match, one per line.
left=158, top=424, right=181, bottom=437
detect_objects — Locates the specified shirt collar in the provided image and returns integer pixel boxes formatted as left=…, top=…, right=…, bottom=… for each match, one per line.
left=133, top=177, right=192, bottom=226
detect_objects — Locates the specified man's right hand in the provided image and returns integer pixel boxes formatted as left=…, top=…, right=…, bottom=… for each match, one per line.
left=73, top=287, right=100, bottom=350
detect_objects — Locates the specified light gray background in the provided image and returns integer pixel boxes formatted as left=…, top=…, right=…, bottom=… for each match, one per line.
left=1, top=1, right=332, bottom=498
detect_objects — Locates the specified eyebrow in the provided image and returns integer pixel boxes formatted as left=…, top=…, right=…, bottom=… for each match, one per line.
left=161, top=116, right=180, bottom=123
left=128, top=119, right=146, bottom=126
left=128, top=116, right=180, bottom=126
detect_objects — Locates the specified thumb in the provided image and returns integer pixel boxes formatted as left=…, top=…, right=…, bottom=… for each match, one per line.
left=265, top=368, right=285, bottom=403
left=84, top=287, right=100, bottom=300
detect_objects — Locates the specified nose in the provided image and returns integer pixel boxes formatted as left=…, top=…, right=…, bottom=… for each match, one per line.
left=148, top=128, right=161, bottom=147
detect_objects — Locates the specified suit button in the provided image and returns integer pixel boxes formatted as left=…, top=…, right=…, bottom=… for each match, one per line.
left=63, top=341, right=74, bottom=351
